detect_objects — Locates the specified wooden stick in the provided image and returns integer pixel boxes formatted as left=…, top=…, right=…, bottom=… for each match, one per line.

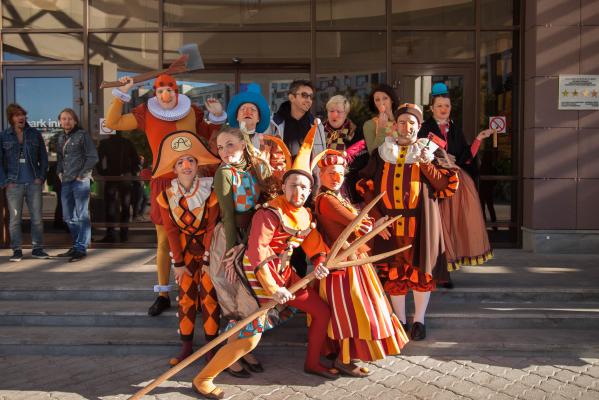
left=332, top=216, right=401, bottom=263
left=333, top=245, right=412, bottom=268
left=327, top=192, right=385, bottom=263
left=100, top=55, right=188, bottom=89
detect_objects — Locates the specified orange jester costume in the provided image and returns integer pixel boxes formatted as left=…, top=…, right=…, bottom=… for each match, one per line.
left=105, top=74, right=226, bottom=315
left=152, top=131, right=222, bottom=366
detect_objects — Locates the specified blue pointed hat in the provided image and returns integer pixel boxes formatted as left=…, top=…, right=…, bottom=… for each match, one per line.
left=227, top=83, right=271, bottom=133
left=431, top=82, right=449, bottom=96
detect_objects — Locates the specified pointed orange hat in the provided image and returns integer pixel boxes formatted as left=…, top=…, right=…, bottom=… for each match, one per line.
left=282, top=119, right=320, bottom=184
left=152, top=130, right=220, bottom=178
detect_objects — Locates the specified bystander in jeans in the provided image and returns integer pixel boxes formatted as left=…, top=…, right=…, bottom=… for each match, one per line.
left=0, top=103, right=49, bottom=261
left=54, top=108, right=98, bottom=262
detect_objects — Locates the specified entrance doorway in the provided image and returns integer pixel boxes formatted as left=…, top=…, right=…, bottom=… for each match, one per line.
left=392, top=64, right=518, bottom=246
left=1, top=66, right=84, bottom=248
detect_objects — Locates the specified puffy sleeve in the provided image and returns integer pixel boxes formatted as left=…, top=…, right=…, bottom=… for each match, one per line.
left=105, top=98, right=140, bottom=131
left=213, top=166, right=238, bottom=251
left=247, top=209, right=281, bottom=296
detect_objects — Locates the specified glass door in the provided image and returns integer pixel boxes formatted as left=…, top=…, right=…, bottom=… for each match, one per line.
left=2, top=66, right=83, bottom=248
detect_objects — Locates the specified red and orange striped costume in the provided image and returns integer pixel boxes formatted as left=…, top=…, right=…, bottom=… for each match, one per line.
left=157, top=177, right=221, bottom=341
left=357, top=147, right=458, bottom=295
left=314, top=190, right=409, bottom=363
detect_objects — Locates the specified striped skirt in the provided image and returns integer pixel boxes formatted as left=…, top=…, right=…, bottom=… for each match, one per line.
left=319, top=259, right=409, bottom=363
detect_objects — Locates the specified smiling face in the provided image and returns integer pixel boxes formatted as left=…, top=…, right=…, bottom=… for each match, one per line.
left=236, top=102, right=260, bottom=131
left=288, top=85, right=314, bottom=115
left=319, top=164, right=345, bottom=192
left=173, top=155, right=198, bottom=178
left=432, top=96, right=451, bottom=121
left=396, top=113, right=420, bottom=146
left=216, top=132, right=246, bottom=165
left=156, top=86, right=178, bottom=110
left=282, top=173, right=312, bottom=208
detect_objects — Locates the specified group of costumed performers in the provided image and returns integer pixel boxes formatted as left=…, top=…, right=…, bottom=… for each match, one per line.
left=105, top=74, right=227, bottom=317
left=103, top=75, right=497, bottom=398
left=418, top=83, right=494, bottom=276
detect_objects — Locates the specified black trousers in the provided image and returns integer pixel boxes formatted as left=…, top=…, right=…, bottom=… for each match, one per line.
left=104, top=181, right=132, bottom=238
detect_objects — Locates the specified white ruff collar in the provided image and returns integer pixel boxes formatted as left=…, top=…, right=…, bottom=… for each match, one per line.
left=148, top=94, right=191, bottom=121
left=169, top=176, right=213, bottom=212
left=378, top=137, right=438, bottom=165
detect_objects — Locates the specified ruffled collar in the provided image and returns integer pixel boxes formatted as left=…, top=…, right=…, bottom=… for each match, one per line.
left=169, top=176, right=213, bottom=212
left=378, top=137, right=438, bottom=165
left=148, top=94, right=191, bottom=121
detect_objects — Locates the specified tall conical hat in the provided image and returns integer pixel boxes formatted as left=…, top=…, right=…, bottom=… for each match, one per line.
left=152, top=130, right=220, bottom=178
left=282, top=119, right=320, bottom=184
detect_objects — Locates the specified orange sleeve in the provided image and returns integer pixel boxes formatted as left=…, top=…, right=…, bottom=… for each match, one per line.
left=193, top=105, right=222, bottom=143
left=202, top=192, right=220, bottom=251
left=157, top=194, right=185, bottom=266
left=301, top=228, right=329, bottom=260
left=318, top=194, right=356, bottom=226
left=420, top=163, right=451, bottom=193
left=246, top=209, right=280, bottom=294
left=105, top=98, right=139, bottom=131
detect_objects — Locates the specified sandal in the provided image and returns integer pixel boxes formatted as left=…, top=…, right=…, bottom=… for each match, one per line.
left=304, top=366, right=339, bottom=379
left=192, top=382, right=225, bottom=399
left=334, top=359, right=370, bottom=377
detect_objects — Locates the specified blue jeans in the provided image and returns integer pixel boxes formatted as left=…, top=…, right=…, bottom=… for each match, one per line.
left=5, top=183, right=44, bottom=251
left=61, top=179, right=91, bottom=253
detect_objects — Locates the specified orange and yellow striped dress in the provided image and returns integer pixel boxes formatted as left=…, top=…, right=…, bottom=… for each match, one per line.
left=314, top=191, right=409, bottom=363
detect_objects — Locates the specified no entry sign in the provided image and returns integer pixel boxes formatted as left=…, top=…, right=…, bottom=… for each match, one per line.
left=489, top=116, right=507, bottom=133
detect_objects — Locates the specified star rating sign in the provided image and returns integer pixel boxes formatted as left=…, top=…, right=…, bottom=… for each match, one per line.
left=593, top=90, right=598, bottom=98
left=573, top=89, right=579, bottom=96
left=562, top=89, right=569, bottom=97
left=583, top=89, right=590, bottom=97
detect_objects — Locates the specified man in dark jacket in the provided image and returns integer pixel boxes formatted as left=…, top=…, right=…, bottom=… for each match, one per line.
left=96, top=133, right=139, bottom=242
left=0, top=104, right=49, bottom=261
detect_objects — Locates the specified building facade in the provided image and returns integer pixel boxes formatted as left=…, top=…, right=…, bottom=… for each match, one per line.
left=1, top=0, right=597, bottom=252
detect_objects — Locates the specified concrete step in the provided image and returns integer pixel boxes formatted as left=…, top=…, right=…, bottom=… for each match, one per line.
left=1, top=300, right=599, bottom=329
left=1, top=325, right=597, bottom=357
left=2, top=287, right=598, bottom=302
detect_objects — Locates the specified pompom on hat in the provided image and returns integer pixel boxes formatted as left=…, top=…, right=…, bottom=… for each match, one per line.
left=311, top=149, right=347, bottom=171
left=396, top=103, right=423, bottom=125
left=227, top=83, right=271, bottom=133
left=152, top=130, right=220, bottom=178
left=431, top=82, right=449, bottom=96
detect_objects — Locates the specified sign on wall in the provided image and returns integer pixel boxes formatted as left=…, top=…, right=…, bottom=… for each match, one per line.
left=99, top=118, right=115, bottom=135
left=558, top=75, right=599, bottom=110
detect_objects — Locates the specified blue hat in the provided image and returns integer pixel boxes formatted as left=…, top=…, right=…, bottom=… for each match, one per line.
left=431, top=82, right=449, bottom=96
left=227, top=83, right=270, bottom=133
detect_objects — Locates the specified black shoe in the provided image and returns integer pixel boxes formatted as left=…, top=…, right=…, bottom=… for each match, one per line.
left=240, top=357, right=264, bottom=373
left=55, top=248, right=76, bottom=257
left=9, top=250, right=23, bottom=262
left=97, top=235, right=116, bottom=243
left=400, top=321, right=410, bottom=334
left=31, top=249, right=51, bottom=259
left=441, top=280, right=454, bottom=289
left=226, top=366, right=251, bottom=378
left=410, top=322, right=426, bottom=341
left=148, top=296, right=171, bottom=316
left=68, top=251, right=87, bottom=263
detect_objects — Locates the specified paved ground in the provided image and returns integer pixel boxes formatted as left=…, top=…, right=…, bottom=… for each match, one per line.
left=1, top=351, right=599, bottom=399
left=1, top=248, right=598, bottom=399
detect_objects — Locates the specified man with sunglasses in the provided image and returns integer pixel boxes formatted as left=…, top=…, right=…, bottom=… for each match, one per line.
left=271, top=80, right=326, bottom=159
